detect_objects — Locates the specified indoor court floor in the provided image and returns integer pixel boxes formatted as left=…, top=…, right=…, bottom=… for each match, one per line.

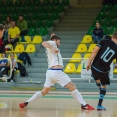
left=0, top=94, right=117, bottom=117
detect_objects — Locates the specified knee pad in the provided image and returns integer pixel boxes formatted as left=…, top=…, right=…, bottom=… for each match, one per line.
left=96, top=82, right=101, bottom=87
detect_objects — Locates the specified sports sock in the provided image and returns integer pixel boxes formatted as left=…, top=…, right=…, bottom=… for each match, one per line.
left=98, top=88, right=106, bottom=106
left=25, top=91, right=43, bottom=103
left=71, top=89, right=86, bottom=106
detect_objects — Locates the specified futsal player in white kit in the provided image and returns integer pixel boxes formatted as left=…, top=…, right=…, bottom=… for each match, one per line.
left=19, top=34, right=95, bottom=110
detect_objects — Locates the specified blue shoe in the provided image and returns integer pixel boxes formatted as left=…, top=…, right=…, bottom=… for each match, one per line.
left=97, top=105, right=106, bottom=110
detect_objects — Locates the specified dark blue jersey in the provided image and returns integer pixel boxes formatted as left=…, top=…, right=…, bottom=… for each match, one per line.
left=92, top=39, right=117, bottom=73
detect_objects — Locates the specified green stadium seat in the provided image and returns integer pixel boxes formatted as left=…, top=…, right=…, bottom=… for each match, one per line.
left=113, top=19, right=117, bottom=26
left=37, top=27, right=48, bottom=36
left=22, top=13, right=30, bottom=20
left=40, top=13, right=50, bottom=20
left=0, top=1, right=4, bottom=7
left=55, top=5, right=65, bottom=13
left=33, top=20, right=44, bottom=28
left=27, top=20, right=33, bottom=28
left=97, top=12, right=107, bottom=19
left=107, top=11, right=117, bottom=19
left=33, top=0, right=41, bottom=6
left=52, top=0, right=60, bottom=6
left=61, top=0, right=69, bottom=6
left=50, top=13, right=59, bottom=20
left=23, top=0, right=32, bottom=6
left=0, top=7, right=6, bottom=13
left=101, top=5, right=112, bottom=12
left=109, top=27, right=117, bottom=35
left=26, top=7, right=34, bottom=13
left=11, top=14, right=18, bottom=20
left=0, top=21, right=4, bottom=24
left=31, top=13, right=39, bottom=20
left=28, top=28, right=37, bottom=36
left=37, top=6, right=45, bottom=13
left=102, top=27, right=108, bottom=35
left=7, top=7, right=16, bottom=14
left=42, top=0, right=50, bottom=6
left=14, top=0, right=22, bottom=6
left=44, top=20, right=54, bottom=28
left=16, top=7, right=25, bottom=14
left=86, top=27, right=95, bottom=35
left=112, top=4, right=117, bottom=11
left=44, top=6, right=54, bottom=13
left=5, top=0, right=14, bottom=7
left=103, top=19, right=113, bottom=27
left=2, top=14, right=8, bottom=21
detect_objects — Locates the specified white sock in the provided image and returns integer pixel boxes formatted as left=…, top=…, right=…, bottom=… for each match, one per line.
left=26, top=91, right=43, bottom=103
left=71, top=89, right=86, bottom=106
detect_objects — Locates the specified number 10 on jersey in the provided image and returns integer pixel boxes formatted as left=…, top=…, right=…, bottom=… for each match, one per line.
left=101, top=47, right=115, bottom=62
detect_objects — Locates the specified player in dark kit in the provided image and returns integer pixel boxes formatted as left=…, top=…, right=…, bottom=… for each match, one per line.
left=87, top=33, right=117, bottom=110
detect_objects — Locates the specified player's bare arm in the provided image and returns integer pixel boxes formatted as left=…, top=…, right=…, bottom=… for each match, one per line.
left=42, top=41, right=59, bottom=53
left=87, top=46, right=100, bottom=70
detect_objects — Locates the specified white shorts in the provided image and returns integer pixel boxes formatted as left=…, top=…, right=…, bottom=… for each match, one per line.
left=44, top=69, right=71, bottom=88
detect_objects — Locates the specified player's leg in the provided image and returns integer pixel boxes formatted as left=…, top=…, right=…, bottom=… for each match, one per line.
left=65, top=81, right=86, bottom=105
left=91, top=67, right=107, bottom=110
left=96, top=79, right=101, bottom=90
left=56, top=71, right=95, bottom=110
left=97, top=85, right=106, bottom=110
left=19, top=87, right=51, bottom=108
left=91, top=68, right=101, bottom=89
left=19, top=70, right=54, bottom=108
left=65, top=81, right=95, bottom=110
left=96, top=72, right=109, bottom=110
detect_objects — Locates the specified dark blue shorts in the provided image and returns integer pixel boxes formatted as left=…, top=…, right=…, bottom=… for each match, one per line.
left=91, top=67, right=110, bottom=85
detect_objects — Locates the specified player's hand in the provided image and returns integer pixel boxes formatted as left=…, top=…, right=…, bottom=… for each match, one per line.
left=86, top=64, right=91, bottom=71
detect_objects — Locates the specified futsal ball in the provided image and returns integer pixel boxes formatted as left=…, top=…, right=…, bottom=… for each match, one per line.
left=1, top=77, right=7, bottom=82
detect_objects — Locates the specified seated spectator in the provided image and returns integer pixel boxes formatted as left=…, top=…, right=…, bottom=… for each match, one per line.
left=0, top=53, right=7, bottom=77
left=92, top=22, right=103, bottom=44
left=17, top=15, right=28, bottom=42
left=0, top=24, right=5, bottom=53
left=0, top=24, right=5, bottom=39
left=4, top=16, right=12, bottom=39
left=6, top=53, right=18, bottom=82
left=0, top=38, right=5, bottom=53
left=3, top=21, right=20, bottom=46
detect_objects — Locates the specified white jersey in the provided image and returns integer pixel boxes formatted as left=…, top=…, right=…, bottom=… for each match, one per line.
left=46, top=40, right=63, bottom=68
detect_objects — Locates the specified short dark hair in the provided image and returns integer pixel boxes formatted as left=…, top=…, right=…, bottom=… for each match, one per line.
left=51, top=35, right=60, bottom=41
left=11, top=20, right=15, bottom=23
left=105, top=35, right=111, bottom=40
left=113, top=32, right=117, bottom=39
left=19, top=14, right=23, bottom=17
left=0, top=24, right=5, bottom=31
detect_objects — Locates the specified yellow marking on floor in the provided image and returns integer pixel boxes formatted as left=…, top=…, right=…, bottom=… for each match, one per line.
left=0, top=103, right=7, bottom=109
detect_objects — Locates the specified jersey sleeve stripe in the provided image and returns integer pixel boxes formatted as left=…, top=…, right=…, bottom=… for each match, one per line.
left=97, top=44, right=102, bottom=48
